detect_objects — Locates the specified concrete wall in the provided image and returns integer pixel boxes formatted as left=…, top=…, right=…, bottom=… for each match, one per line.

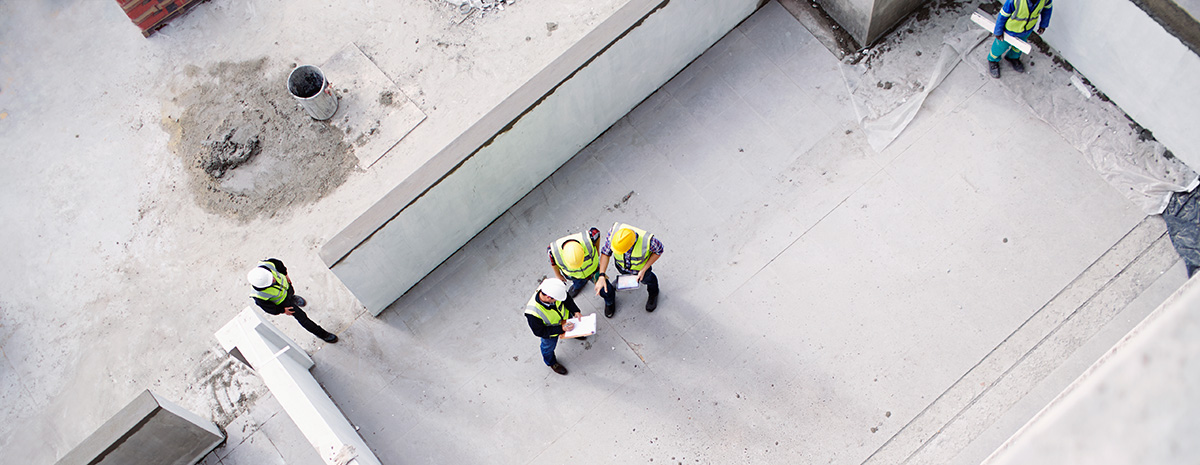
left=984, top=275, right=1200, bottom=465
left=1043, top=0, right=1200, bottom=170
left=320, top=0, right=761, bottom=314
left=55, top=390, right=223, bottom=465
left=818, top=0, right=927, bottom=46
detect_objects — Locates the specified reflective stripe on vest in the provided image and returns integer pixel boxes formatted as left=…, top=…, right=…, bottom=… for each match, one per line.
left=249, top=261, right=290, bottom=305
left=550, top=232, right=599, bottom=279
left=609, top=222, right=654, bottom=272
left=524, top=294, right=568, bottom=326
left=1005, top=0, right=1046, bottom=33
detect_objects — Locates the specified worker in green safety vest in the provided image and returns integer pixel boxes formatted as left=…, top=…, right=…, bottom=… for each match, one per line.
left=988, top=0, right=1053, bottom=78
left=247, top=259, right=338, bottom=343
left=524, top=278, right=581, bottom=375
left=548, top=227, right=612, bottom=304
left=594, top=222, right=663, bottom=318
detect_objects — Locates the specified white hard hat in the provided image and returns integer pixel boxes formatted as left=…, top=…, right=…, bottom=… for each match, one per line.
left=538, top=278, right=568, bottom=302
left=247, top=267, right=274, bottom=288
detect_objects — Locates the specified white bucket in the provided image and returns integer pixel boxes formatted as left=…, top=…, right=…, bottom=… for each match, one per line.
left=287, top=65, right=338, bottom=121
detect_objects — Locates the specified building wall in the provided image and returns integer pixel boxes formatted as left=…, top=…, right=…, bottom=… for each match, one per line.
left=1043, top=0, right=1200, bottom=169
left=321, top=0, right=761, bottom=314
left=819, top=0, right=928, bottom=46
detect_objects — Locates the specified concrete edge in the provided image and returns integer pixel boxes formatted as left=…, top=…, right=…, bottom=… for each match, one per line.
left=981, top=269, right=1200, bottom=464
left=777, top=0, right=860, bottom=59
left=55, top=390, right=159, bottom=465
left=1127, top=0, right=1200, bottom=58
left=318, top=0, right=671, bottom=268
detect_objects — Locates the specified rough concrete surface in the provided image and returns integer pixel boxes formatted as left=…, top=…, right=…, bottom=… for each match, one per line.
left=0, top=0, right=1190, bottom=464
left=0, top=0, right=629, bottom=463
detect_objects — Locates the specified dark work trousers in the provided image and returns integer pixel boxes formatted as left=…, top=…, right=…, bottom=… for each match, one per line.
left=613, top=266, right=658, bottom=304
left=569, top=272, right=616, bottom=305
left=289, top=307, right=333, bottom=339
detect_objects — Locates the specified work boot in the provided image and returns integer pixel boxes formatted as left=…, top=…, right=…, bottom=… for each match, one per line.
left=551, top=363, right=568, bottom=375
left=988, top=60, right=1001, bottom=79
left=1006, top=57, right=1025, bottom=73
left=645, top=291, right=658, bottom=312
left=321, top=333, right=338, bottom=343
left=294, top=295, right=307, bottom=307
left=604, top=302, right=615, bottom=318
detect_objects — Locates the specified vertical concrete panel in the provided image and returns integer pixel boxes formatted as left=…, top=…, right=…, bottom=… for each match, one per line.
left=328, top=0, right=760, bottom=315
left=819, top=0, right=875, bottom=45
left=1043, top=0, right=1200, bottom=169
left=867, top=0, right=927, bottom=44
left=55, top=391, right=223, bottom=465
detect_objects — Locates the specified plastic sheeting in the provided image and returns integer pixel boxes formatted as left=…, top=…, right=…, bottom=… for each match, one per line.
left=1163, top=188, right=1200, bottom=277
left=840, top=10, right=1198, bottom=214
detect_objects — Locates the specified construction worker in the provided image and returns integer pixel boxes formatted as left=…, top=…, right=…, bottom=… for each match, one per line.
left=247, top=259, right=338, bottom=343
left=524, top=278, right=581, bottom=375
left=594, top=222, right=663, bottom=318
left=988, top=0, right=1052, bottom=79
left=548, top=227, right=611, bottom=301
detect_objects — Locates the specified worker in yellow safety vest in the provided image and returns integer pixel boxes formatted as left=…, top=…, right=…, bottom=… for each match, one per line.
left=594, top=222, right=663, bottom=318
left=547, top=227, right=611, bottom=302
left=247, top=259, right=338, bottom=343
left=988, top=0, right=1052, bottom=78
left=524, top=278, right=581, bottom=375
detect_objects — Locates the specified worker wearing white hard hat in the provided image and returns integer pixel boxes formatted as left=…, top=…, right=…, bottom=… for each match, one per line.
left=248, top=259, right=338, bottom=343
left=524, top=278, right=581, bottom=375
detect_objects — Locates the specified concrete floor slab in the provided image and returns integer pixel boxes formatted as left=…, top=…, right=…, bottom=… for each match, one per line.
left=2, top=1, right=1188, bottom=464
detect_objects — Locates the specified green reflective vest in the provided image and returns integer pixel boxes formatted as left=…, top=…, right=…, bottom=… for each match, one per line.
left=524, top=293, right=568, bottom=327
left=550, top=232, right=599, bottom=280
left=1005, top=0, right=1047, bottom=34
left=609, top=222, right=655, bottom=272
left=249, top=261, right=290, bottom=305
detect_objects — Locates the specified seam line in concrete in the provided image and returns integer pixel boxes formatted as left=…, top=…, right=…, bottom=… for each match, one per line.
left=857, top=215, right=1165, bottom=465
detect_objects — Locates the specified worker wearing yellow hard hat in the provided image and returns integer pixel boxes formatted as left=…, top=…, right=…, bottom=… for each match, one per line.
left=548, top=228, right=607, bottom=300
left=594, top=222, right=663, bottom=317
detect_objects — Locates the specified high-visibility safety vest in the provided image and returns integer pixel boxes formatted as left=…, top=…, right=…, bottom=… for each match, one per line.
left=609, top=222, right=655, bottom=272
left=550, top=232, right=599, bottom=279
left=524, top=293, right=568, bottom=327
left=249, top=261, right=290, bottom=305
left=1004, top=0, right=1047, bottom=34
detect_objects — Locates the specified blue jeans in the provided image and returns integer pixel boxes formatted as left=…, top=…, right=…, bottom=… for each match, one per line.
left=540, top=337, right=559, bottom=366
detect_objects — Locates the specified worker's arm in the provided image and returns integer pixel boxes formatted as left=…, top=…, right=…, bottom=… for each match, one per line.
left=594, top=253, right=611, bottom=295
left=637, top=253, right=661, bottom=283
left=526, top=313, right=565, bottom=338
left=1038, top=1, right=1052, bottom=34
left=993, top=0, right=1014, bottom=37
left=564, top=296, right=582, bottom=320
left=547, top=247, right=566, bottom=281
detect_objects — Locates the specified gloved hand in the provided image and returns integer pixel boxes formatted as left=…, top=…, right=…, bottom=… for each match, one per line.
left=1036, top=27, right=1046, bottom=35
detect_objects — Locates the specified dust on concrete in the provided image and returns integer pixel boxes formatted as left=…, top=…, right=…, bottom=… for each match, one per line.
left=163, top=58, right=357, bottom=222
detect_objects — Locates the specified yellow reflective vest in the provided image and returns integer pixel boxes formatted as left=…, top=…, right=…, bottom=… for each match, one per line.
left=249, top=261, right=290, bottom=305
left=550, top=232, right=600, bottom=280
left=1004, top=0, right=1047, bottom=34
left=609, top=222, right=655, bottom=272
left=524, top=294, right=568, bottom=327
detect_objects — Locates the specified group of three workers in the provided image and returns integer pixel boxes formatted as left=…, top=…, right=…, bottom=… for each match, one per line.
left=524, top=222, right=664, bottom=375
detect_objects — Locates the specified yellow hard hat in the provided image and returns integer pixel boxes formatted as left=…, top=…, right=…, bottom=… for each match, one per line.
left=612, top=228, right=637, bottom=254
left=562, top=241, right=586, bottom=269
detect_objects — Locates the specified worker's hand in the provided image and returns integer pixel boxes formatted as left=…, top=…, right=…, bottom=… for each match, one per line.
left=995, top=33, right=1003, bottom=40
left=573, top=312, right=581, bottom=320
left=637, top=268, right=647, bottom=283
left=283, top=307, right=295, bottom=315
left=595, top=276, right=608, bottom=295
left=1036, top=27, right=1045, bottom=35
left=563, top=320, right=575, bottom=331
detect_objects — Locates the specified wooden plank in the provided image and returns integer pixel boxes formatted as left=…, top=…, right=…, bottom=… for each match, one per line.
left=971, top=10, right=1033, bottom=55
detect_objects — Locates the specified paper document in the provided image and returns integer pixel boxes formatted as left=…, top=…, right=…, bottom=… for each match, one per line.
left=616, top=274, right=640, bottom=291
left=562, top=314, right=596, bottom=339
